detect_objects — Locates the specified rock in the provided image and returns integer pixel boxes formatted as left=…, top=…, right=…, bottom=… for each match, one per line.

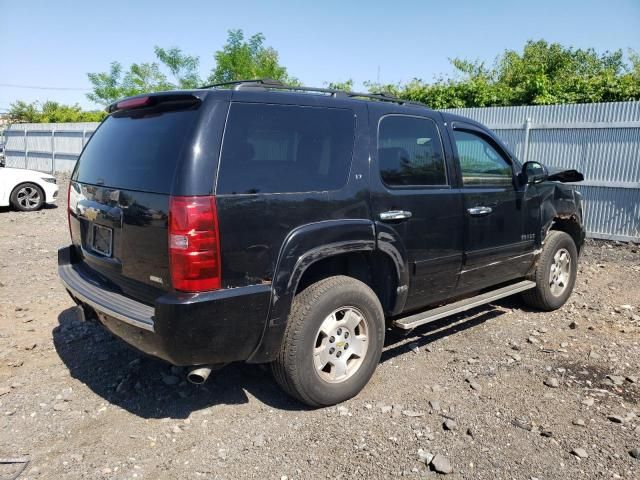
left=162, top=375, right=180, bottom=386
left=402, top=410, right=425, bottom=417
left=430, top=454, right=453, bottom=474
left=629, top=448, right=640, bottom=460
left=217, top=448, right=227, bottom=460
left=581, top=397, right=595, bottom=407
left=607, top=415, right=625, bottom=424
left=391, top=404, right=403, bottom=418
left=53, top=402, right=69, bottom=412
left=380, top=405, right=392, bottom=414
left=588, top=350, right=601, bottom=360
left=337, top=406, right=349, bottom=416
left=544, top=377, right=559, bottom=388
left=569, top=321, right=578, bottom=329
left=60, top=387, right=73, bottom=402
left=527, top=336, right=540, bottom=344
left=0, top=387, right=10, bottom=397
left=560, top=342, right=569, bottom=348
left=605, top=375, right=625, bottom=386
left=172, top=425, right=182, bottom=434
left=417, top=449, right=434, bottom=464
left=572, top=419, right=586, bottom=427
left=571, top=448, right=588, bottom=459
left=625, top=375, right=637, bottom=384
left=508, top=352, right=522, bottom=361
left=23, top=343, right=37, bottom=350
left=469, top=382, right=482, bottom=392
left=407, top=342, right=420, bottom=354
left=253, top=434, right=266, bottom=447
left=443, top=419, right=458, bottom=431
left=429, top=400, right=441, bottom=411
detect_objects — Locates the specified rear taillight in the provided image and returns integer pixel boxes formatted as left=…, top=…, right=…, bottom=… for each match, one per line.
left=169, top=196, right=221, bottom=292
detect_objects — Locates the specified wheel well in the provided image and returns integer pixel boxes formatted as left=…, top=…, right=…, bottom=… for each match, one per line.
left=550, top=216, right=582, bottom=253
left=295, top=251, right=398, bottom=315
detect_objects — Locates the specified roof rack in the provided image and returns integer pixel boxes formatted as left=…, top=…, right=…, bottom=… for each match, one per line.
left=199, top=78, right=426, bottom=108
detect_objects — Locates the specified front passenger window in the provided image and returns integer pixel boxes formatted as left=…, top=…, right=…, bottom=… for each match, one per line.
left=453, top=130, right=512, bottom=186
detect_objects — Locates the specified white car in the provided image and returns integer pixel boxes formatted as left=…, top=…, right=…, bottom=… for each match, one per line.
left=0, top=167, right=59, bottom=211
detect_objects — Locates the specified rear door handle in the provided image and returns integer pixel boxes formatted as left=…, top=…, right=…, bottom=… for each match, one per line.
left=379, top=210, right=412, bottom=221
left=467, top=206, right=493, bottom=216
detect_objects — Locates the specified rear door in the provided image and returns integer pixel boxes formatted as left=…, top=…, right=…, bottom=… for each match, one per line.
left=450, top=122, right=535, bottom=292
left=369, top=107, right=464, bottom=312
left=69, top=98, right=205, bottom=303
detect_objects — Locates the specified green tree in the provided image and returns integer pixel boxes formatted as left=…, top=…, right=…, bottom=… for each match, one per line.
left=154, top=46, right=201, bottom=88
left=87, top=62, right=125, bottom=106
left=8, top=101, right=106, bottom=123
left=368, top=40, right=640, bottom=108
left=326, top=79, right=354, bottom=91
left=207, top=29, right=298, bottom=85
left=87, top=47, right=201, bottom=106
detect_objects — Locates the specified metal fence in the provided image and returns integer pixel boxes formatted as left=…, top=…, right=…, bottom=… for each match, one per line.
left=3, top=102, right=640, bottom=241
left=4, top=122, right=98, bottom=173
left=446, top=101, right=640, bottom=242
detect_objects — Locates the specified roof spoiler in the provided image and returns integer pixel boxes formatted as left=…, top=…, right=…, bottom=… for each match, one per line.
left=107, top=93, right=202, bottom=114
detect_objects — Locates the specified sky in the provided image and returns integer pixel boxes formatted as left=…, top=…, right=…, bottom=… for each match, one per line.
left=1, top=0, right=639, bottom=111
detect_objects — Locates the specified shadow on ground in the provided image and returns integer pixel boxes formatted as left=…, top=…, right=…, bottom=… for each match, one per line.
left=53, top=299, right=516, bottom=419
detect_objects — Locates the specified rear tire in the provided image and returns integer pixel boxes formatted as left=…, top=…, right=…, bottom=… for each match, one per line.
left=271, top=275, right=385, bottom=407
left=10, top=183, right=45, bottom=211
left=522, top=231, right=577, bottom=311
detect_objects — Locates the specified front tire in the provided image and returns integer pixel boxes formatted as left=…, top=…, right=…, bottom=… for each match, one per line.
left=10, top=183, right=45, bottom=211
left=272, top=276, right=385, bottom=407
left=522, top=231, right=578, bottom=311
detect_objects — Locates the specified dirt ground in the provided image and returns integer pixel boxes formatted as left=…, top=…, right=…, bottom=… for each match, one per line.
left=0, top=178, right=639, bottom=480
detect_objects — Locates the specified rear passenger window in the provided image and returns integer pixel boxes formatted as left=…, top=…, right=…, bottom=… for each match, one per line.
left=217, top=103, right=355, bottom=194
left=378, top=115, right=447, bottom=187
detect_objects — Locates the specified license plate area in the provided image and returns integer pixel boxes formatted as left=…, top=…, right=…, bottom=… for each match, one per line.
left=91, top=224, right=113, bottom=257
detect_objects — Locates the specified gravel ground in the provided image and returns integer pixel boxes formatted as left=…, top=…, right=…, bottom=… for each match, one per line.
left=1, top=178, right=639, bottom=479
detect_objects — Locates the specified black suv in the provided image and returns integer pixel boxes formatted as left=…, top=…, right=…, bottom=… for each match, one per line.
left=58, top=80, right=585, bottom=406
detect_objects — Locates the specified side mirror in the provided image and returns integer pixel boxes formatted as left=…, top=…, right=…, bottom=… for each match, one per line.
left=520, top=161, right=548, bottom=185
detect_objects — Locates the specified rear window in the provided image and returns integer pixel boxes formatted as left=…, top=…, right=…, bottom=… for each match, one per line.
left=74, top=109, right=198, bottom=193
left=217, top=103, right=355, bottom=194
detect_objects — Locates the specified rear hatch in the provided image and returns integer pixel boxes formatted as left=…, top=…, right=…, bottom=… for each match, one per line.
left=69, top=95, right=202, bottom=304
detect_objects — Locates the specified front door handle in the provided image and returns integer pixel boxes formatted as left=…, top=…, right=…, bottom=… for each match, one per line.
left=379, top=210, right=412, bottom=221
left=467, top=206, right=493, bottom=216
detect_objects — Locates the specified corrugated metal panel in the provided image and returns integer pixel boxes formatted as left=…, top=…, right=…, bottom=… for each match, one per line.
left=446, top=101, right=640, bottom=126
left=5, top=122, right=98, bottom=173
left=578, top=185, right=640, bottom=241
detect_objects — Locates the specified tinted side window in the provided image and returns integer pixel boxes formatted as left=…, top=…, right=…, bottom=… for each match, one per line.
left=217, top=103, right=355, bottom=194
left=377, top=115, right=447, bottom=187
left=453, top=130, right=512, bottom=186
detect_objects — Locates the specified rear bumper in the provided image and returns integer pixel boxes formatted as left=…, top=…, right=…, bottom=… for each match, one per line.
left=58, top=246, right=271, bottom=366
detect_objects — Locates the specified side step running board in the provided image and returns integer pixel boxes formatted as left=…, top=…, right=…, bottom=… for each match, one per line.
left=393, top=280, right=536, bottom=330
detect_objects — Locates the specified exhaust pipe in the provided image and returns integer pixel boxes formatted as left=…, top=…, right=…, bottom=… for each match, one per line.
left=186, top=364, right=225, bottom=385
left=187, top=367, right=212, bottom=385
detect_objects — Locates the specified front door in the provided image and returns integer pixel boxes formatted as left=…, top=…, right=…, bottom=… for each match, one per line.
left=370, top=109, right=464, bottom=312
left=451, top=122, right=535, bottom=292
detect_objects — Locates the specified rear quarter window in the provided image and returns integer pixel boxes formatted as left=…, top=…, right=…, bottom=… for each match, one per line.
left=217, top=103, right=355, bottom=195
left=74, top=109, right=199, bottom=193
